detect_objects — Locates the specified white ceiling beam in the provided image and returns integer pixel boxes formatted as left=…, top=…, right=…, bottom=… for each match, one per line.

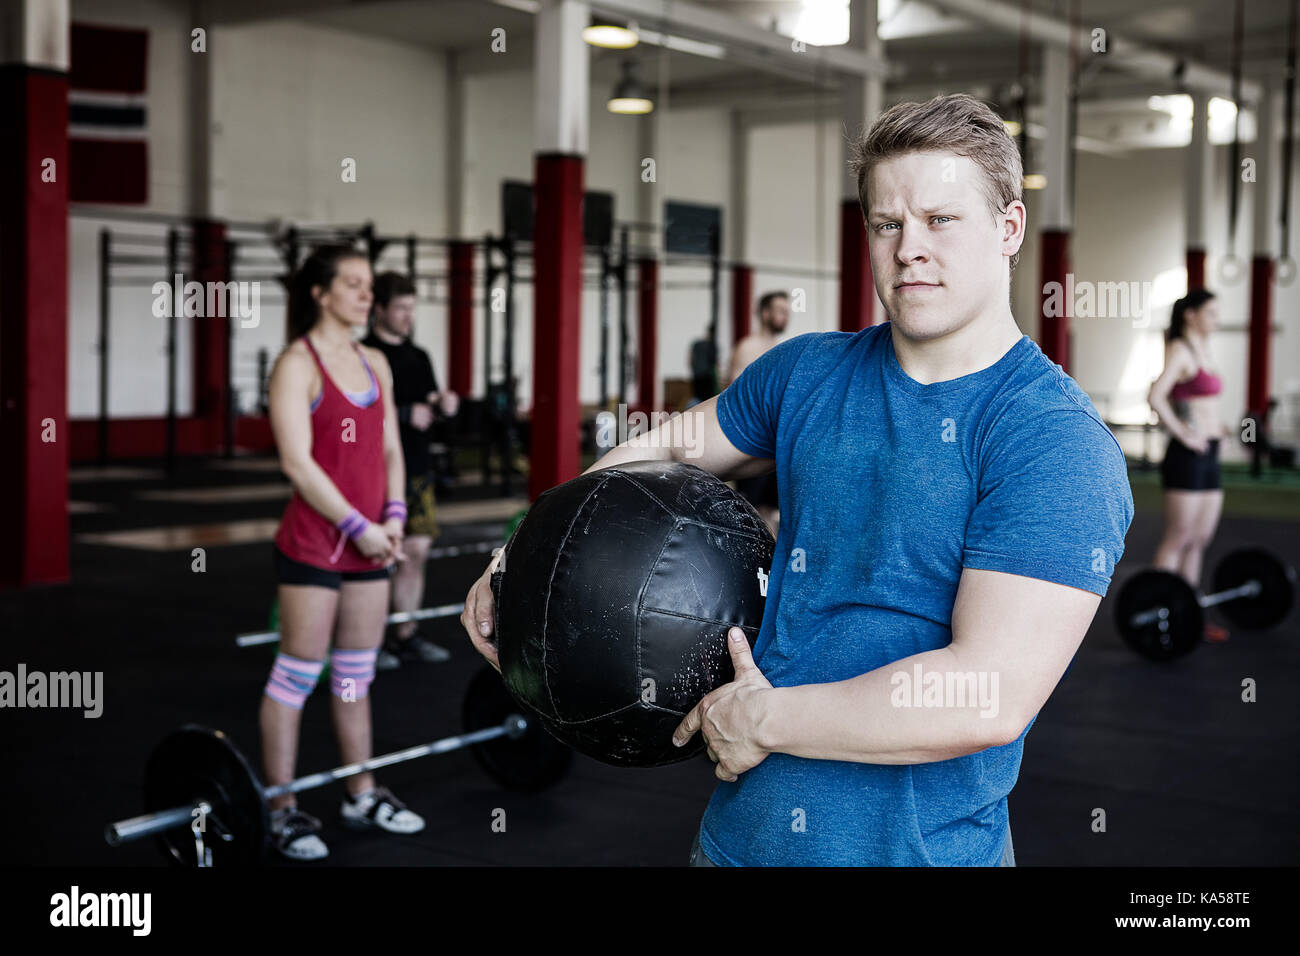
left=205, top=0, right=351, bottom=24
left=924, top=0, right=1260, bottom=102
left=585, top=0, right=891, bottom=78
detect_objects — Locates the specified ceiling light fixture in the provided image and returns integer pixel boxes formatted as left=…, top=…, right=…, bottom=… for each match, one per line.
left=608, top=60, right=653, bottom=114
left=584, top=24, right=639, bottom=49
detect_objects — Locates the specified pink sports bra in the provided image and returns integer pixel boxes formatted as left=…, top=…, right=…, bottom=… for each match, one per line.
left=1169, top=366, right=1222, bottom=401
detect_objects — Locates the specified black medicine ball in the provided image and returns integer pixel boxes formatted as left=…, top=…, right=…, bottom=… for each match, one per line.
left=492, top=461, right=775, bottom=767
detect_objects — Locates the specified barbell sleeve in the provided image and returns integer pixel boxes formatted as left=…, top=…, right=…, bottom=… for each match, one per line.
left=235, top=601, right=465, bottom=648
left=105, top=801, right=211, bottom=846
left=1198, top=580, right=1261, bottom=609
left=1129, top=606, right=1170, bottom=629
left=1127, top=578, right=1263, bottom=629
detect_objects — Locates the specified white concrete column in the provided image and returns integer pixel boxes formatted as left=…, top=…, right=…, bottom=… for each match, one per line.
left=534, top=0, right=589, bottom=154
left=187, top=0, right=213, bottom=218
left=636, top=110, right=661, bottom=254
left=841, top=0, right=882, bottom=201
left=1039, top=43, right=1071, bottom=231
left=729, top=110, right=747, bottom=261
left=0, top=0, right=68, bottom=68
left=1252, top=81, right=1279, bottom=257
left=445, top=51, right=465, bottom=237
left=1185, top=92, right=1212, bottom=252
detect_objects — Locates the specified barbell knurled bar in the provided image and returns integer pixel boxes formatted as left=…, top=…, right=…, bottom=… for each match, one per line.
left=236, top=602, right=465, bottom=648
left=1126, top=579, right=1262, bottom=630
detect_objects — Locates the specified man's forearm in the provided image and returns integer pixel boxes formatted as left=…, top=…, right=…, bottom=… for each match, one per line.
left=582, top=432, right=678, bottom=475
left=757, top=647, right=1020, bottom=764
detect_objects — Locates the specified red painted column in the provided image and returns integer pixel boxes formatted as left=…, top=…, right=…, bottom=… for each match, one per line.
left=838, top=199, right=874, bottom=331
left=190, top=218, right=229, bottom=451
left=447, top=240, right=474, bottom=397
left=0, top=66, right=70, bottom=587
left=731, top=264, right=754, bottom=344
left=637, top=257, right=659, bottom=411
left=1039, top=229, right=1071, bottom=373
left=1185, top=248, right=1206, bottom=291
left=530, top=153, right=583, bottom=501
left=1247, top=255, right=1273, bottom=419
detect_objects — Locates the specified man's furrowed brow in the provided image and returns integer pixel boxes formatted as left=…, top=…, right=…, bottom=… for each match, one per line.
left=870, top=201, right=967, bottom=221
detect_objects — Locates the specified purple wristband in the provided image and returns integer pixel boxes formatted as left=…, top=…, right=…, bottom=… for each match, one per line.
left=382, top=499, right=407, bottom=523
left=336, top=508, right=371, bottom=542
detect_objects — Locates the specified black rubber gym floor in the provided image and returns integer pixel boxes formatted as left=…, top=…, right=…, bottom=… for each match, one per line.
left=2, top=457, right=1297, bottom=866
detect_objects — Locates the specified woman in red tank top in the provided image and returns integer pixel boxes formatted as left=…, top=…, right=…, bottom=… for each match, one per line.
left=1147, top=288, right=1230, bottom=642
left=262, top=245, right=425, bottom=859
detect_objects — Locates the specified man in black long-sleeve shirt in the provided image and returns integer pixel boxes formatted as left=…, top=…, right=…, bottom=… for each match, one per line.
left=364, top=272, right=459, bottom=668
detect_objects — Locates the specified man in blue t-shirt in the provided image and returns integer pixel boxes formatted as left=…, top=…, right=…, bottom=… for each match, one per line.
left=461, top=93, right=1133, bottom=866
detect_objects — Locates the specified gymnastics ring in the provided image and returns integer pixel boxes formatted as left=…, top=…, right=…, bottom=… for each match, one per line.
left=1276, top=256, right=1297, bottom=287
left=1217, top=255, right=1245, bottom=285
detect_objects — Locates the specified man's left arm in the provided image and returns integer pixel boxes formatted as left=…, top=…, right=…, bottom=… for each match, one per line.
left=416, top=349, right=439, bottom=403
left=676, top=408, right=1132, bottom=780
left=674, top=571, right=1098, bottom=780
left=758, top=570, right=1098, bottom=762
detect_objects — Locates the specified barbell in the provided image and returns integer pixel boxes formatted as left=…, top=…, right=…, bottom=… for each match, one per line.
left=1115, top=548, right=1296, bottom=661
left=104, top=667, right=572, bottom=866
left=235, top=602, right=465, bottom=648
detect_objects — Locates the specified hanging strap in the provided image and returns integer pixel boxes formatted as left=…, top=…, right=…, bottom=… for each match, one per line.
left=1226, top=0, right=1245, bottom=254
left=1280, top=0, right=1298, bottom=269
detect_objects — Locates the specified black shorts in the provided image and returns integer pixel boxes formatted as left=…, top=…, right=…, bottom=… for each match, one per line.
left=735, top=472, right=779, bottom=509
left=272, top=545, right=392, bottom=590
left=1161, top=437, right=1221, bottom=491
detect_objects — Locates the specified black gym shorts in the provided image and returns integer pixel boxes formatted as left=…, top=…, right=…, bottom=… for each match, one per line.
left=272, top=545, right=392, bottom=589
left=1161, top=436, right=1221, bottom=491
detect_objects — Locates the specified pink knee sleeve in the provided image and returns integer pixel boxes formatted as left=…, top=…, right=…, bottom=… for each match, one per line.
left=329, top=647, right=378, bottom=700
left=264, top=654, right=325, bottom=709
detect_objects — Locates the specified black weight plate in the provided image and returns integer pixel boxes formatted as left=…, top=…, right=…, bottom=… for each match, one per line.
left=1212, top=548, right=1297, bottom=631
left=1115, top=569, right=1204, bottom=661
left=142, top=725, right=268, bottom=866
left=462, top=666, right=572, bottom=793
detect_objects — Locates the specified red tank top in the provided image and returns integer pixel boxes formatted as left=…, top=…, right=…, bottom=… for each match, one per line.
left=274, top=336, right=387, bottom=571
left=1169, top=366, right=1222, bottom=401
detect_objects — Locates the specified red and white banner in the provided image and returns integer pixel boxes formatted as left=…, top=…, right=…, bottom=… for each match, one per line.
left=69, top=22, right=148, bottom=204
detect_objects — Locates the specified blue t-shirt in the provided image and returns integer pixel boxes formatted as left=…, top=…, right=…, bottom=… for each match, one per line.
left=702, top=323, right=1133, bottom=866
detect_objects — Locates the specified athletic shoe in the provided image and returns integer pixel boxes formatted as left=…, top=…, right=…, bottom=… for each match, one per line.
left=1204, top=622, right=1230, bottom=643
left=340, top=786, right=425, bottom=834
left=270, top=806, right=329, bottom=861
left=381, top=632, right=451, bottom=666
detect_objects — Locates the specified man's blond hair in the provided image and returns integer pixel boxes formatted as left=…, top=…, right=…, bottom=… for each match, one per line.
left=847, top=93, right=1024, bottom=269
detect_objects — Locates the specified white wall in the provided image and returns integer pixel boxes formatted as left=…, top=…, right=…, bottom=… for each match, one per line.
left=1058, top=142, right=1299, bottom=451
left=63, top=7, right=1300, bottom=441
left=213, top=18, right=449, bottom=410
left=461, top=70, right=740, bottom=409
left=69, top=0, right=194, bottom=417
left=67, top=4, right=450, bottom=417
left=743, top=118, right=843, bottom=349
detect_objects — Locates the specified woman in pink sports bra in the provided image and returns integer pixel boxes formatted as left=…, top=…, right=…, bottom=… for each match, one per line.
left=1146, top=288, right=1230, bottom=642
left=262, top=245, right=427, bottom=861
